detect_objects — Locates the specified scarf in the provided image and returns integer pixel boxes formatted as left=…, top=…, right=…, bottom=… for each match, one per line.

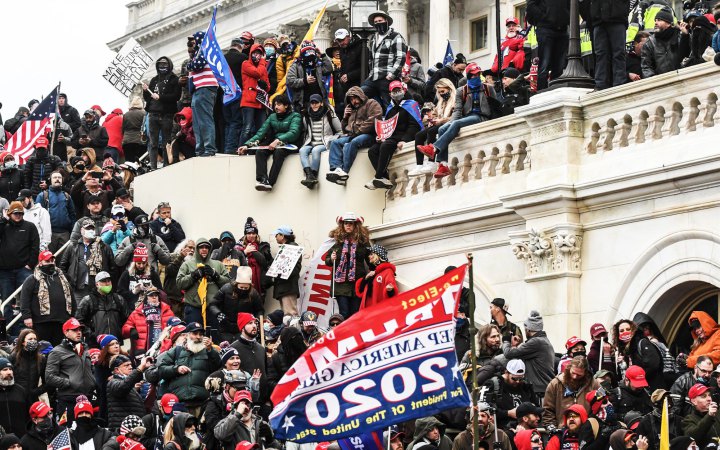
left=308, top=105, right=327, bottom=121
left=85, top=238, right=104, bottom=276
left=224, top=390, right=234, bottom=412
left=246, top=252, right=263, bottom=293
left=35, top=266, right=73, bottom=316
left=143, top=301, right=162, bottom=347
left=334, top=239, right=357, bottom=283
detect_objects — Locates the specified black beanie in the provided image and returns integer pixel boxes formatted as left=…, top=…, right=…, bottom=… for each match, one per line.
left=245, top=217, right=259, bottom=234
left=268, top=309, right=284, bottom=326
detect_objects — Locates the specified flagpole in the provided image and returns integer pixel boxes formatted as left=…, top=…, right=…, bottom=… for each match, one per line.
left=466, top=252, right=479, bottom=450
left=49, top=82, right=61, bottom=157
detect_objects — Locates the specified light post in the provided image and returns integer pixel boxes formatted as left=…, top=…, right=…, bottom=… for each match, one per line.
left=349, top=0, right=379, bottom=81
left=549, top=0, right=595, bottom=89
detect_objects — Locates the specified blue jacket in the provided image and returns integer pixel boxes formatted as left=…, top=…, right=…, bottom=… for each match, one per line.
left=36, top=187, right=76, bottom=233
left=101, top=226, right=134, bottom=254
left=713, top=30, right=720, bottom=53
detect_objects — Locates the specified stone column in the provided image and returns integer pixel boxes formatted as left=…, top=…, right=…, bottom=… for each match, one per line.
left=314, top=13, right=334, bottom=52
left=428, top=0, right=450, bottom=66
left=387, top=0, right=409, bottom=41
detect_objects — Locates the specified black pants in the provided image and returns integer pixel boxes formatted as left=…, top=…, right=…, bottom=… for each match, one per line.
left=414, top=125, right=440, bottom=165
left=171, top=139, right=196, bottom=164
left=368, top=138, right=400, bottom=179
left=34, top=321, right=65, bottom=346
left=255, top=147, right=293, bottom=185
left=148, top=113, right=174, bottom=169
left=123, top=143, right=146, bottom=163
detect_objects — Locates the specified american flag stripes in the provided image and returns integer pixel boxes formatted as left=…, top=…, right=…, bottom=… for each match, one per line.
left=49, top=428, right=71, bottom=450
left=4, top=85, right=58, bottom=163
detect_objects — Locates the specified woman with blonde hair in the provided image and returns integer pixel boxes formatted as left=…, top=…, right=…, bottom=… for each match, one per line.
left=409, top=78, right=456, bottom=177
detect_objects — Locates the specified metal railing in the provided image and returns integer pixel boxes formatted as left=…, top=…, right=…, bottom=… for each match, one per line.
left=1, top=239, right=72, bottom=331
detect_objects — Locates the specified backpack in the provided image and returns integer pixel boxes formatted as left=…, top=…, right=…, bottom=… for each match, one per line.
left=638, top=339, right=678, bottom=375
left=41, top=189, right=71, bottom=212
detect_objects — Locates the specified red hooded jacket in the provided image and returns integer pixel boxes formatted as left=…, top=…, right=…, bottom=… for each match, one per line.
left=546, top=404, right=587, bottom=450
left=103, top=109, right=124, bottom=155
left=174, top=107, right=196, bottom=148
left=122, top=300, right=174, bottom=353
left=687, top=310, right=720, bottom=368
left=515, top=429, right=540, bottom=450
left=491, top=34, right=526, bottom=73
left=356, top=262, right=398, bottom=309
left=241, top=44, right=270, bottom=109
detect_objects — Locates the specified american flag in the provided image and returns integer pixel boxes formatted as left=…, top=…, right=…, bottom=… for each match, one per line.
left=49, top=428, right=71, bottom=450
left=4, top=85, right=58, bottom=163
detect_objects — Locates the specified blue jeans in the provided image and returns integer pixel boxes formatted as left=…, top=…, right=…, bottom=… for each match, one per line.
left=299, top=144, right=326, bottom=171
left=240, top=107, right=266, bottom=146
left=536, top=27, right=569, bottom=90
left=191, top=87, right=218, bottom=155
left=222, top=99, right=243, bottom=154
left=104, top=147, right=120, bottom=163
left=361, top=78, right=392, bottom=111
left=433, top=115, right=484, bottom=162
left=329, top=134, right=375, bottom=173
left=337, top=295, right=361, bottom=319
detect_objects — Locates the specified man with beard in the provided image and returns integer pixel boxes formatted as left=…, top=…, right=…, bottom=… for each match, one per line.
left=546, top=405, right=587, bottom=450
left=231, top=313, right=269, bottom=412
left=177, top=238, right=230, bottom=325
left=70, top=110, right=109, bottom=156
left=578, top=389, right=624, bottom=450
left=543, top=357, right=598, bottom=427
left=115, top=215, right=172, bottom=272
left=20, top=401, right=66, bottom=450
left=408, top=416, right=453, bottom=450
left=484, top=359, right=538, bottom=430
left=157, top=322, right=221, bottom=416
left=22, top=137, right=63, bottom=196
left=299, top=311, right=325, bottom=347
left=37, top=171, right=76, bottom=253
left=516, top=402, right=543, bottom=432
left=616, top=365, right=654, bottom=421
left=465, top=324, right=505, bottom=387
left=69, top=395, right=114, bottom=449
left=0, top=358, right=28, bottom=437
left=117, top=244, right=163, bottom=311
left=45, top=317, right=96, bottom=426
left=214, top=390, right=275, bottom=449
left=166, top=412, right=203, bottom=450
left=210, top=231, right=248, bottom=280
left=452, top=402, right=513, bottom=450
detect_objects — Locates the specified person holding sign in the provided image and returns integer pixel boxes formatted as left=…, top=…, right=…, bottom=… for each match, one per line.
left=272, top=226, right=302, bottom=316
left=365, top=80, right=423, bottom=190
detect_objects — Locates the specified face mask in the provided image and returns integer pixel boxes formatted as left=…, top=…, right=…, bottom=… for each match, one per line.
left=25, top=341, right=39, bottom=352
left=251, top=53, right=262, bottom=63
left=265, top=46, right=275, bottom=56
left=36, top=149, right=48, bottom=159
left=391, top=92, right=405, bottom=103
left=264, top=323, right=272, bottom=332
left=440, top=92, right=451, bottom=101
left=75, top=416, right=92, bottom=427
left=572, top=351, right=586, bottom=358
left=83, top=229, right=96, bottom=240
left=619, top=330, right=633, bottom=342
left=374, top=22, right=389, bottom=34
left=158, top=63, right=170, bottom=74
left=304, top=58, right=317, bottom=69
left=3, top=161, right=17, bottom=169
left=98, top=285, right=112, bottom=295
left=36, top=417, right=54, bottom=433
left=236, top=288, right=249, bottom=299
left=40, top=264, right=55, bottom=275
left=467, top=77, right=482, bottom=90
left=643, top=328, right=652, bottom=337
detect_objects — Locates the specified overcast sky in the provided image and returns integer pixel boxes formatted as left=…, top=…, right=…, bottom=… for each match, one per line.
left=2, top=1, right=131, bottom=120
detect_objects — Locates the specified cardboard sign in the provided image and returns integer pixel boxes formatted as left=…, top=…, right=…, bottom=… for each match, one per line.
left=266, top=244, right=304, bottom=280
left=103, top=38, right=153, bottom=97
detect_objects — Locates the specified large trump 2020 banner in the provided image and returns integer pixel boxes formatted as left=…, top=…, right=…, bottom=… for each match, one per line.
left=270, top=266, right=470, bottom=442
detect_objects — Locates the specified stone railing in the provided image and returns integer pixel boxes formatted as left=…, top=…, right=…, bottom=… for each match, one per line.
left=386, top=114, right=532, bottom=200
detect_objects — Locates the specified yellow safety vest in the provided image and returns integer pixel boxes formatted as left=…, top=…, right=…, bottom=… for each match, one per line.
left=526, top=26, right=538, bottom=50
left=580, top=24, right=593, bottom=56
left=643, top=4, right=677, bottom=30
left=626, top=22, right=640, bottom=44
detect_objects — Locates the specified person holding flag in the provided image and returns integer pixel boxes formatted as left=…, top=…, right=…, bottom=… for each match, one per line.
left=177, top=238, right=230, bottom=326
left=187, top=31, right=220, bottom=157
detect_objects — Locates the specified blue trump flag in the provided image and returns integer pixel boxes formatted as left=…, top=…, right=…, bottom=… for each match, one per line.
left=200, top=7, right=240, bottom=104
left=443, top=41, right=454, bottom=66
left=338, top=431, right=384, bottom=450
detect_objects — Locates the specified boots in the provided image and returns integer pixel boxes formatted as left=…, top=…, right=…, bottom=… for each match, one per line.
left=310, top=169, right=319, bottom=187
left=301, top=167, right=314, bottom=188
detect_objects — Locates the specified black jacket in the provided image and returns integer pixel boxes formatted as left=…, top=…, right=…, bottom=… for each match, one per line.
left=0, top=383, right=29, bottom=437
left=8, top=350, right=46, bottom=403
left=231, top=337, right=268, bottom=402
left=383, top=96, right=423, bottom=142
left=19, top=268, right=75, bottom=324
left=20, top=423, right=68, bottom=450
left=70, top=121, right=109, bottom=155
left=59, top=103, right=82, bottom=132
left=149, top=218, right=186, bottom=252
left=0, top=167, right=24, bottom=202
left=23, top=153, right=63, bottom=197
left=0, top=218, right=40, bottom=269
left=106, top=369, right=147, bottom=431
left=484, top=376, right=538, bottom=429
left=45, top=338, right=96, bottom=398
left=76, top=289, right=130, bottom=342
left=273, top=241, right=302, bottom=298
left=117, top=266, right=162, bottom=310
left=616, top=384, right=654, bottom=421
left=210, top=284, right=264, bottom=337
left=225, top=47, right=248, bottom=89
left=527, top=0, right=570, bottom=30
left=425, top=66, right=464, bottom=100
left=589, top=0, right=629, bottom=25
left=641, top=27, right=685, bottom=78
left=143, top=56, right=181, bottom=114
left=58, top=239, right=115, bottom=290
left=339, top=38, right=365, bottom=89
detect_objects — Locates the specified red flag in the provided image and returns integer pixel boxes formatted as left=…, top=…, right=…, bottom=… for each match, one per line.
left=400, top=49, right=411, bottom=79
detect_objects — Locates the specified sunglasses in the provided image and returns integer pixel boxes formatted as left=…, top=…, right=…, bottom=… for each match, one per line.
left=510, top=376, right=525, bottom=382
left=329, top=322, right=341, bottom=327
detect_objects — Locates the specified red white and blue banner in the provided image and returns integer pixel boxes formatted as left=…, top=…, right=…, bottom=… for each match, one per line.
left=201, top=7, right=240, bottom=104
left=270, top=266, right=470, bottom=442
left=338, top=431, right=385, bottom=450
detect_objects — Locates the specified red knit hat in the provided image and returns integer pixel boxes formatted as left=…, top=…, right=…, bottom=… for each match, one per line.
left=237, top=312, right=256, bottom=331
left=133, top=244, right=149, bottom=262
left=74, top=395, right=94, bottom=417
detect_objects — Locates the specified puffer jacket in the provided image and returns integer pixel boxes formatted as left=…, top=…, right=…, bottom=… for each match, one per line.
left=176, top=237, right=230, bottom=309
left=240, top=44, right=270, bottom=109
left=0, top=167, right=24, bottom=202
left=122, top=106, right=146, bottom=145
left=122, top=299, right=173, bottom=353
left=156, top=344, right=220, bottom=404
left=76, top=289, right=130, bottom=342
left=106, top=369, right=146, bottom=431
left=143, top=56, right=181, bottom=114
left=502, top=330, right=556, bottom=395
left=103, top=110, right=124, bottom=151
left=45, top=338, right=96, bottom=398
left=641, top=27, right=685, bottom=78
left=687, top=310, right=720, bottom=368
left=301, top=108, right=341, bottom=147
left=243, top=111, right=303, bottom=147
left=36, top=187, right=76, bottom=233
left=342, top=86, right=382, bottom=137
left=286, top=54, right=333, bottom=110
left=542, top=372, right=599, bottom=427
left=22, top=152, right=63, bottom=196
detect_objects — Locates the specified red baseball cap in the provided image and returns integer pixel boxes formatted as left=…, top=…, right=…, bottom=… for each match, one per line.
left=236, top=442, right=260, bottom=450
left=625, top=365, right=649, bottom=388
left=62, top=317, right=83, bottom=333
left=38, top=250, right=54, bottom=263
left=565, top=336, right=587, bottom=350
left=466, top=63, right=481, bottom=75
left=29, top=401, right=52, bottom=419
left=506, top=17, right=519, bottom=25
left=590, top=323, right=608, bottom=338
left=34, top=136, right=49, bottom=149
left=233, top=390, right=252, bottom=404
left=389, top=80, right=406, bottom=92
left=161, top=393, right=179, bottom=414
left=689, top=383, right=710, bottom=400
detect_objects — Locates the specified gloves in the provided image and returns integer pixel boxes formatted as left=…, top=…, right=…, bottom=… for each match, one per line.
left=259, top=421, right=274, bottom=441
left=130, top=329, right=139, bottom=340
left=202, top=265, right=215, bottom=278
left=192, top=268, right=203, bottom=281
left=217, top=313, right=226, bottom=324
left=502, top=334, right=512, bottom=343
left=257, top=80, right=269, bottom=91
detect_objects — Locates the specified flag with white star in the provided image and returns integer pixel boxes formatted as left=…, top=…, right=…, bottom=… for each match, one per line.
left=5, top=85, right=58, bottom=163
left=443, top=41, right=455, bottom=66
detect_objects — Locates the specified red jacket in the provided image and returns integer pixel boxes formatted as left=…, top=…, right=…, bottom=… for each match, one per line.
left=174, top=107, right=196, bottom=148
left=356, top=262, right=398, bottom=310
left=103, top=109, right=124, bottom=155
left=491, top=34, right=526, bottom=73
left=240, top=44, right=270, bottom=109
left=122, top=301, right=174, bottom=352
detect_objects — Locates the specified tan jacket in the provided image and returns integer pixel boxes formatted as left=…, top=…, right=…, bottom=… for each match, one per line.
left=542, top=372, right=599, bottom=427
left=342, top=86, right=382, bottom=137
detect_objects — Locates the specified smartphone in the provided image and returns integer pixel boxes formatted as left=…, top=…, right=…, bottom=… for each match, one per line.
left=91, top=172, right=103, bottom=180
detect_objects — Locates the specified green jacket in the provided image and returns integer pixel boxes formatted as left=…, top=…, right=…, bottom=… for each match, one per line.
left=176, top=237, right=230, bottom=309
left=244, top=111, right=303, bottom=146
left=682, top=409, right=720, bottom=448
left=156, top=345, right=221, bottom=404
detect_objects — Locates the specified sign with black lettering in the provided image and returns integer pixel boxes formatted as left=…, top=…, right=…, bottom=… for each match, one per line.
left=103, top=37, right=153, bottom=97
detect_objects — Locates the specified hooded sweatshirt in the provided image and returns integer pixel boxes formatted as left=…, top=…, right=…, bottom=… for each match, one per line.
left=176, top=237, right=230, bottom=309
left=408, top=417, right=453, bottom=450
left=514, top=429, right=539, bottom=450
left=144, top=56, right=181, bottom=114
left=342, top=86, right=383, bottom=136
left=240, top=44, right=270, bottom=109
left=174, top=107, right=196, bottom=147
left=609, top=429, right=631, bottom=450
left=546, top=404, right=587, bottom=450
left=687, top=311, right=720, bottom=368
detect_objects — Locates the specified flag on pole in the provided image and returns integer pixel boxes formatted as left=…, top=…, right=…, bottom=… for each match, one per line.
left=49, top=428, right=71, bottom=450
left=271, top=0, right=329, bottom=102
left=659, top=398, right=669, bottom=450
left=443, top=41, right=455, bottom=66
left=5, top=85, right=58, bottom=163
left=400, top=49, right=412, bottom=79
left=200, top=6, right=240, bottom=104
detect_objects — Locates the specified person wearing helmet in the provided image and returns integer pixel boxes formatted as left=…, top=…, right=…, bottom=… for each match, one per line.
left=325, top=213, right=371, bottom=318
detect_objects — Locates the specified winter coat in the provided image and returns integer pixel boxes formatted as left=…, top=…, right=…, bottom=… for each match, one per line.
left=72, top=421, right=115, bottom=450
left=176, top=238, right=230, bottom=309
left=23, top=203, right=51, bottom=248
left=149, top=218, right=186, bottom=252
left=325, top=239, right=370, bottom=297
left=286, top=54, right=333, bottom=110
left=542, top=372, right=599, bottom=427
left=425, top=66, right=465, bottom=100
left=58, top=238, right=115, bottom=290
left=687, top=310, right=720, bottom=367
left=682, top=17, right=716, bottom=67
left=70, top=179, right=122, bottom=219
left=22, top=153, right=63, bottom=197
left=141, top=407, right=171, bottom=450
left=156, top=344, right=220, bottom=404
left=502, top=330, right=556, bottom=395
left=106, top=369, right=146, bottom=430
left=213, top=413, right=253, bottom=449
left=616, top=384, right=653, bottom=420
left=0, top=384, right=28, bottom=437
left=70, top=214, right=111, bottom=243
left=301, top=109, right=341, bottom=147
left=45, top=339, right=96, bottom=398
left=339, top=38, right=365, bottom=89
left=405, top=58, right=426, bottom=100
left=19, top=268, right=75, bottom=324
left=454, top=84, right=492, bottom=120
left=0, top=167, right=24, bottom=203
left=589, top=0, right=629, bottom=25
left=240, top=45, right=270, bottom=109
left=231, top=337, right=268, bottom=402
left=226, top=47, right=247, bottom=90
left=527, top=0, right=570, bottom=29
left=342, top=86, right=382, bottom=137
left=273, top=241, right=302, bottom=299
left=636, top=409, right=683, bottom=450
left=356, top=262, right=397, bottom=309
left=59, top=102, right=82, bottom=132
left=210, top=245, right=248, bottom=280
left=484, top=375, right=538, bottom=429
left=144, top=56, right=181, bottom=114
left=209, top=284, right=264, bottom=336
left=20, top=424, right=68, bottom=450
left=70, top=121, right=109, bottom=154
left=104, top=110, right=124, bottom=152
left=122, top=300, right=173, bottom=353
left=670, top=371, right=696, bottom=417
left=117, top=264, right=163, bottom=309
left=618, top=331, right=665, bottom=391
left=9, top=350, right=46, bottom=403
left=641, top=27, right=685, bottom=78
left=37, top=187, right=76, bottom=233
left=122, top=106, right=146, bottom=145
left=101, top=222, right=133, bottom=254
left=163, top=412, right=194, bottom=450
left=492, top=34, right=527, bottom=73
left=243, top=111, right=303, bottom=147
left=491, top=318, right=524, bottom=343
left=0, top=218, right=40, bottom=269
left=682, top=408, right=720, bottom=448
left=76, top=289, right=130, bottom=342
left=115, top=234, right=172, bottom=270
left=408, top=416, right=453, bottom=450
left=164, top=252, right=186, bottom=303
left=381, top=95, right=423, bottom=141
left=242, top=240, right=274, bottom=295
left=174, top=107, right=196, bottom=148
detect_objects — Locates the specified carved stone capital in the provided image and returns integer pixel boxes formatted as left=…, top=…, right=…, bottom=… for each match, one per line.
left=387, top=0, right=409, bottom=11
left=408, top=3, right=425, bottom=33
left=450, top=0, right=465, bottom=19
left=511, top=226, right=583, bottom=280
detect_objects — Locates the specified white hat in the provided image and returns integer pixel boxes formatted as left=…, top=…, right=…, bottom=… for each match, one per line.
left=506, top=359, right=526, bottom=376
left=335, top=28, right=350, bottom=40
left=235, top=266, right=253, bottom=285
